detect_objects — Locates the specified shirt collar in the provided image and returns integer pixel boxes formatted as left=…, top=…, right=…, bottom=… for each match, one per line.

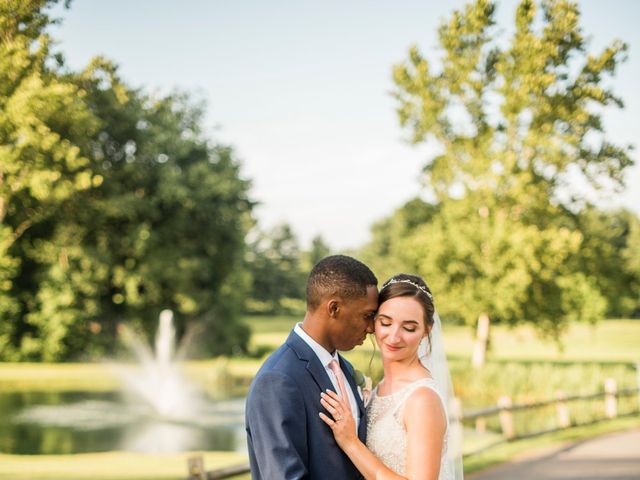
left=294, top=322, right=338, bottom=367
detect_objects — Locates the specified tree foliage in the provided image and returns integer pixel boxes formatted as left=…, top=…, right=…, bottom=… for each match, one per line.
left=394, top=0, right=631, bottom=209
left=370, top=0, right=634, bottom=337
left=360, top=197, right=437, bottom=281
left=244, top=223, right=306, bottom=315
left=305, top=235, right=332, bottom=272
left=573, top=208, right=640, bottom=317
left=1, top=1, right=254, bottom=360
left=1, top=0, right=99, bottom=357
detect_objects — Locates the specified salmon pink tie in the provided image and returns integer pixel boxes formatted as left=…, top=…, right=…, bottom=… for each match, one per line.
left=328, top=359, right=349, bottom=398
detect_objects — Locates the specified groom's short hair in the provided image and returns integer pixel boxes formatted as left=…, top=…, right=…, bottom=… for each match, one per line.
left=306, top=255, right=377, bottom=310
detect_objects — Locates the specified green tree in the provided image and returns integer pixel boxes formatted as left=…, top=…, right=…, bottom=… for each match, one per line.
left=360, top=197, right=437, bottom=282
left=383, top=0, right=632, bottom=338
left=0, top=0, right=100, bottom=358
left=22, top=61, right=254, bottom=360
left=394, top=0, right=631, bottom=212
left=622, top=213, right=640, bottom=315
left=1, top=2, right=254, bottom=360
left=304, top=234, right=332, bottom=271
left=573, top=208, right=640, bottom=317
left=245, top=223, right=305, bottom=314
left=397, top=199, right=606, bottom=334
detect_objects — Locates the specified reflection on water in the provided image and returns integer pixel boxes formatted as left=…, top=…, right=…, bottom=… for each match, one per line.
left=0, top=391, right=246, bottom=455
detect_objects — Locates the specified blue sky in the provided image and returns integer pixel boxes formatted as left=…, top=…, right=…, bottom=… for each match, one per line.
left=51, top=1, right=639, bottom=250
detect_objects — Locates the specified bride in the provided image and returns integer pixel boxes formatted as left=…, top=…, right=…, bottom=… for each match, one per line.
left=319, top=273, right=463, bottom=480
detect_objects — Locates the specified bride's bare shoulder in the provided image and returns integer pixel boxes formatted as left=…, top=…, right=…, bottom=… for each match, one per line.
left=406, top=385, right=442, bottom=408
left=403, top=386, right=447, bottom=430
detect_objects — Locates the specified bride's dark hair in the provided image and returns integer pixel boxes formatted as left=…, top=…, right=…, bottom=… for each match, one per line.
left=378, top=273, right=435, bottom=352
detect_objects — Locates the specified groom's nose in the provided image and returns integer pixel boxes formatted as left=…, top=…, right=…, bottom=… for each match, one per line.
left=365, top=321, right=375, bottom=334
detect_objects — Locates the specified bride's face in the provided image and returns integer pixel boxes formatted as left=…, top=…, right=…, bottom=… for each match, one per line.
left=374, top=296, right=427, bottom=361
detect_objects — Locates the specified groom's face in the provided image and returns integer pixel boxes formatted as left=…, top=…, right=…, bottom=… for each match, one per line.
left=330, top=285, right=378, bottom=351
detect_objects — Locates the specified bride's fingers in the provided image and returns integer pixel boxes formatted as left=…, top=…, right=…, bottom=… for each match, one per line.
left=320, top=396, right=342, bottom=417
left=324, top=389, right=349, bottom=410
left=321, top=391, right=339, bottom=405
left=325, top=389, right=341, bottom=401
left=319, top=396, right=334, bottom=410
left=321, top=393, right=347, bottom=416
left=318, top=412, right=335, bottom=427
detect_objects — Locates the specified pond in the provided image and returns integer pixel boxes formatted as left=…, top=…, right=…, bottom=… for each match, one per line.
left=0, top=390, right=247, bottom=455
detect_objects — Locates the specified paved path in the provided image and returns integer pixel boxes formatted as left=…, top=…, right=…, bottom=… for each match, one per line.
left=468, top=429, right=640, bottom=480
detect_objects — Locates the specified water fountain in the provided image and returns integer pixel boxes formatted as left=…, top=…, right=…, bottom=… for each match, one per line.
left=118, top=309, right=200, bottom=420
left=8, top=310, right=246, bottom=455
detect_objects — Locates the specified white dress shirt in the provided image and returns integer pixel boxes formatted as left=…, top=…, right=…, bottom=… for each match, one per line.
left=294, top=323, right=360, bottom=428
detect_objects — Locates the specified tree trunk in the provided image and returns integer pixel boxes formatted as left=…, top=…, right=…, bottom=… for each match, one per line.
left=471, top=313, right=490, bottom=369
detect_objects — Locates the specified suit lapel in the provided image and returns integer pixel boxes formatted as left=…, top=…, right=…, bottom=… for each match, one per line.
left=286, top=330, right=334, bottom=393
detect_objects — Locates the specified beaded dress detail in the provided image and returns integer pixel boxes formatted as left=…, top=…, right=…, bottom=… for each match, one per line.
left=366, top=378, right=451, bottom=479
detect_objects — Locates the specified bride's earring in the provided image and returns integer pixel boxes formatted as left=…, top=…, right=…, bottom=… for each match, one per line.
left=417, top=336, right=429, bottom=359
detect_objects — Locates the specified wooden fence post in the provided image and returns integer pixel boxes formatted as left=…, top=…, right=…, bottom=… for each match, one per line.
left=475, top=416, right=486, bottom=434
left=604, top=378, right=617, bottom=419
left=187, top=455, right=206, bottom=480
left=555, top=390, right=570, bottom=428
left=449, top=397, right=464, bottom=459
left=498, top=395, right=515, bottom=440
left=636, top=362, right=640, bottom=412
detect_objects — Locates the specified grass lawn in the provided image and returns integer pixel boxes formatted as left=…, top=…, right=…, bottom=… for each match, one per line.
left=0, top=358, right=259, bottom=394
left=0, top=451, right=246, bottom=480
left=443, top=319, right=640, bottom=362
left=0, top=362, right=120, bottom=392
left=247, top=316, right=640, bottom=363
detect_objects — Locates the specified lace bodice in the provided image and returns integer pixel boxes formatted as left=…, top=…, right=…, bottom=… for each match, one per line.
left=366, top=377, right=452, bottom=479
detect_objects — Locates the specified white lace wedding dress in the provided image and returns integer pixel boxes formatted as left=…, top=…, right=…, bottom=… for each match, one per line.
left=366, top=377, right=453, bottom=480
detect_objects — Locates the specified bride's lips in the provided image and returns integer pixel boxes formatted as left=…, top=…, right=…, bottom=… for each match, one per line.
left=384, top=344, right=402, bottom=352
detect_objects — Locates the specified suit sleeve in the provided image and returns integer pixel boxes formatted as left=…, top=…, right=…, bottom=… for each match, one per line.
left=246, top=370, right=308, bottom=480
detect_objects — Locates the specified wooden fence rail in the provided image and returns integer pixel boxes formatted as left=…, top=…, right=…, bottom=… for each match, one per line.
left=460, top=380, right=639, bottom=455
left=186, top=379, right=640, bottom=480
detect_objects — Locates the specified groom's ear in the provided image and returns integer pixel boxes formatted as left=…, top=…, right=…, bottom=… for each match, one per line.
left=327, top=299, right=340, bottom=318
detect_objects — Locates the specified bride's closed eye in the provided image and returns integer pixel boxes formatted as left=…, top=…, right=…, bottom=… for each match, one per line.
left=377, top=318, right=418, bottom=333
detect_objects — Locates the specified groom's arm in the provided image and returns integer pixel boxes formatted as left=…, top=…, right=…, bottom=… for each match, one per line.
left=246, top=370, right=308, bottom=480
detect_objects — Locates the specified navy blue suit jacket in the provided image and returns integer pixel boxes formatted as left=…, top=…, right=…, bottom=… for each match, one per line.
left=245, top=330, right=366, bottom=479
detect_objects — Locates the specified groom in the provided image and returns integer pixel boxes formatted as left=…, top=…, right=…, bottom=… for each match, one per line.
left=245, top=255, right=378, bottom=479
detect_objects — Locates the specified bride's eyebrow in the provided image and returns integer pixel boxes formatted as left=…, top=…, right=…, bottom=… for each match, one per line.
left=401, top=320, right=420, bottom=326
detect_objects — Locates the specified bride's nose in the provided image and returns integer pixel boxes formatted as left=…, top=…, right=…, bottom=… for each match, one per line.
left=389, top=325, right=402, bottom=343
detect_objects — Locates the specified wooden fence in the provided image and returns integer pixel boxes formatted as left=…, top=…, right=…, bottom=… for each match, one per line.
left=461, top=379, right=639, bottom=456
left=185, top=378, right=640, bottom=480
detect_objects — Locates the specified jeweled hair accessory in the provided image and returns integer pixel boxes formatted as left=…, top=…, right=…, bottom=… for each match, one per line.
left=381, top=278, right=433, bottom=300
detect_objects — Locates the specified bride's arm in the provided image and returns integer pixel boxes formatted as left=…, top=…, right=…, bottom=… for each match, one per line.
left=403, top=388, right=447, bottom=480
left=320, top=386, right=446, bottom=480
